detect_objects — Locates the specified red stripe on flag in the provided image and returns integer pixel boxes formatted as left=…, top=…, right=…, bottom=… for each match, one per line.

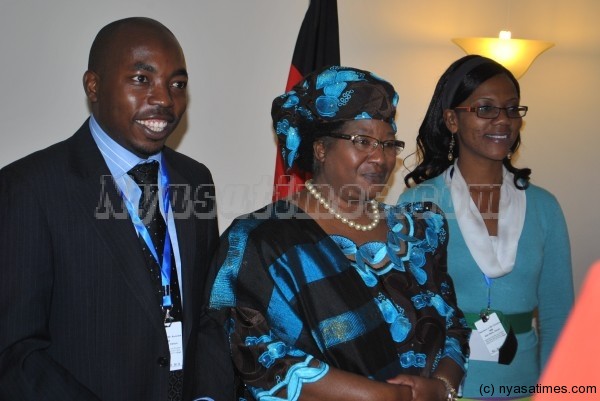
left=286, top=64, right=304, bottom=92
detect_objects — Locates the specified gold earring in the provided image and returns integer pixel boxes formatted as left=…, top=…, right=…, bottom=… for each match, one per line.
left=507, top=151, right=513, bottom=160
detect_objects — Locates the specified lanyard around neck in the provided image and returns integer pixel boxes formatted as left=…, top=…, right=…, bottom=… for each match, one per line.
left=122, top=162, right=175, bottom=311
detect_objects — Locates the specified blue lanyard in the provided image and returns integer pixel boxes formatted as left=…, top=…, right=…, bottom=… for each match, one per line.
left=481, top=274, right=493, bottom=320
left=122, top=163, right=175, bottom=311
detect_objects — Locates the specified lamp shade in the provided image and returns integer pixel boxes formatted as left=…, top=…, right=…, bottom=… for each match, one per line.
left=452, top=35, right=554, bottom=79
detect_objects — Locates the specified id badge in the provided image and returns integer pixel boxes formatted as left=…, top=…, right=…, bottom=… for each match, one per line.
left=474, top=312, right=508, bottom=356
left=468, top=329, right=499, bottom=361
left=165, top=321, right=183, bottom=371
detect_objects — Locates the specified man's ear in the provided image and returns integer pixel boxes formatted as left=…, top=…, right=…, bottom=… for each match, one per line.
left=443, top=109, right=459, bottom=134
left=313, top=139, right=327, bottom=163
left=83, top=70, right=99, bottom=103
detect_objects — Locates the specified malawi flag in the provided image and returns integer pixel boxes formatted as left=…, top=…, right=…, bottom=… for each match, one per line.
left=272, top=0, right=340, bottom=201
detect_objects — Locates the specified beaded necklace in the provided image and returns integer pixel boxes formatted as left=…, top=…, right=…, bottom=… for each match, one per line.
left=305, top=179, right=380, bottom=231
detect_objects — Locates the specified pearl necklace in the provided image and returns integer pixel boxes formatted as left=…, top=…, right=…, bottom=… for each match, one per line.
left=305, top=179, right=380, bottom=231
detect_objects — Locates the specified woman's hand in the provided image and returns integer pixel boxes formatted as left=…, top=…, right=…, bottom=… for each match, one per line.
left=387, top=374, right=446, bottom=401
left=300, top=366, right=414, bottom=401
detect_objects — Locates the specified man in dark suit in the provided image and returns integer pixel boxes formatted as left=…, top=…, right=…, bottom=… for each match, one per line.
left=0, top=17, right=228, bottom=401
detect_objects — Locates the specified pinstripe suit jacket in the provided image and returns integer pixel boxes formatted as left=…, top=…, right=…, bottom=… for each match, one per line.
left=0, top=121, right=222, bottom=401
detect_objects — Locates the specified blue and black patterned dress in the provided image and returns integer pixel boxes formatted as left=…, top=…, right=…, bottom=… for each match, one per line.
left=207, top=200, right=469, bottom=401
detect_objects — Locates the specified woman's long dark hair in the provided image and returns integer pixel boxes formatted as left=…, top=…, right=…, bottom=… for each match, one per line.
left=404, top=55, right=531, bottom=189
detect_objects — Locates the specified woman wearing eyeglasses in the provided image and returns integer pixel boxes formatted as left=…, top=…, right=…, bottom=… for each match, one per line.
left=203, top=66, right=469, bottom=401
left=399, top=55, right=574, bottom=400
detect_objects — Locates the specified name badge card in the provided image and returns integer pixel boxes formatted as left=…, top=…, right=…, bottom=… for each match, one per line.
left=468, top=329, right=499, bottom=362
left=474, top=312, right=508, bottom=356
left=166, top=321, right=183, bottom=371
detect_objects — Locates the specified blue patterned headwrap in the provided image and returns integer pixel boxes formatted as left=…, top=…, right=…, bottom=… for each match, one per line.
left=272, top=66, right=399, bottom=170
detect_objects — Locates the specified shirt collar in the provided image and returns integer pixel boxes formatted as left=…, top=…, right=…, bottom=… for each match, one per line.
left=89, top=115, right=162, bottom=179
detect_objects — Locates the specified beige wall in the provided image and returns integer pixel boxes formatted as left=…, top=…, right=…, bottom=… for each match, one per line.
left=1, top=0, right=598, bottom=294
left=338, top=0, right=600, bottom=295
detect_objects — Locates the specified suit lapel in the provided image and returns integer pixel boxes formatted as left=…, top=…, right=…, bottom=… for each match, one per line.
left=67, top=122, right=165, bottom=331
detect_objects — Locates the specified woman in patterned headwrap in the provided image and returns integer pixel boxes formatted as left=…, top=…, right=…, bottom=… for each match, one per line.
left=205, top=66, right=469, bottom=401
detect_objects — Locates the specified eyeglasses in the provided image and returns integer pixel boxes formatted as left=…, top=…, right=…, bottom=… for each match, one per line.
left=453, top=105, right=528, bottom=119
left=326, top=133, right=405, bottom=155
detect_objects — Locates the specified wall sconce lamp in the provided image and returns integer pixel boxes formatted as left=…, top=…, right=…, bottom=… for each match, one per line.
left=452, top=31, right=554, bottom=79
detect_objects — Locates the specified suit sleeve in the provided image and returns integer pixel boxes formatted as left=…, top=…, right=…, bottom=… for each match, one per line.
left=0, top=167, right=100, bottom=400
left=183, top=169, right=237, bottom=401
